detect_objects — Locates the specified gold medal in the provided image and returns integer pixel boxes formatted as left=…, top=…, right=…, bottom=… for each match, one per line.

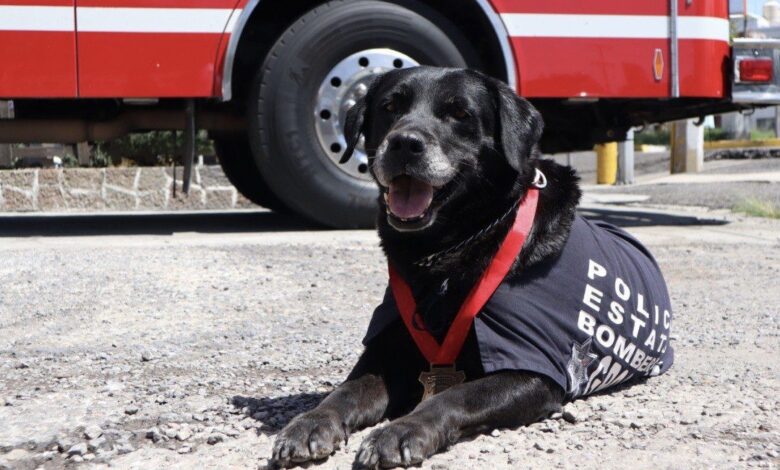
left=418, top=365, right=466, bottom=400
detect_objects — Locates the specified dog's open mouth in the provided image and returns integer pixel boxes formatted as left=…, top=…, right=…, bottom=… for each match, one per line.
left=384, top=175, right=436, bottom=230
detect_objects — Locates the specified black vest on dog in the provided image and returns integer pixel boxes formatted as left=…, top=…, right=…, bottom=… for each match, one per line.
left=364, top=216, right=674, bottom=399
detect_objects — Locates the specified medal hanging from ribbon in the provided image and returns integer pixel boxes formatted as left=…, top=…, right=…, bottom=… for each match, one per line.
left=389, top=188, right=539, bottom=400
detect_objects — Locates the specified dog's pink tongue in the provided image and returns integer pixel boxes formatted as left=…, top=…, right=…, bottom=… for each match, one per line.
left=388, top=176, right=433, bottom=219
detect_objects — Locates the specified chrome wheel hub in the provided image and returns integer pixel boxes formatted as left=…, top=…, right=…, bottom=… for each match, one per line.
left=314, top=48, right=419, bottom=181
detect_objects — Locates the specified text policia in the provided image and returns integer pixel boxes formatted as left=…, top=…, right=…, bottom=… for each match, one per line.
left=576, top=259, right=672, bottom=395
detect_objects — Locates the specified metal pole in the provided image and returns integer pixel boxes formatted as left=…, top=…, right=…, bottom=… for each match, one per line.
left=182, top=99, right=196, bottom=194
left=617, top=129, right=635, bottom=185
left=0, top=101, right=13, bottom=168
left=595, top=143, right=617, bottom=185
left=775, top=106, right=780, bottom=138
left=74, top=142, right=90, bottom=166
left=669, top=0, right=680, bottom=98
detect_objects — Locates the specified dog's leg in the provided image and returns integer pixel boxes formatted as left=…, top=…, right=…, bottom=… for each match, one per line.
left=271, top=350, right=389, bottom=468
left=354, top=371, right=562, bottom=469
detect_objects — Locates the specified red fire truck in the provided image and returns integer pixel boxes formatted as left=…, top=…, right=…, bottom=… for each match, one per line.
left=0, top=0, right=775, bottom=227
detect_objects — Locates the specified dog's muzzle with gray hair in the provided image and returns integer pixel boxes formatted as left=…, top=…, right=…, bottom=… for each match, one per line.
left=373, top=130, right=456, bottom=225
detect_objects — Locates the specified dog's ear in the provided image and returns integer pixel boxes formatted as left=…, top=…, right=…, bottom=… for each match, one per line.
left=494, top=81, right=543, bottom=171
left=340, top=96, right=368, bottom=164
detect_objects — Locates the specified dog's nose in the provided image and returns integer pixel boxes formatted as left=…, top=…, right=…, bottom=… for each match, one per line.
left=387, top=132, right=425, bottom=156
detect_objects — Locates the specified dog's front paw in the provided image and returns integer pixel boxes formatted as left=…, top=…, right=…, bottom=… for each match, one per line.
left=270, top=410, right=346, bottom=468
left=354, top=419, right=443, bottom=469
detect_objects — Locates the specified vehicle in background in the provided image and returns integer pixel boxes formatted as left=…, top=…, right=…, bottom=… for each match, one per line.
left=1, top=0, right=778, bottom=228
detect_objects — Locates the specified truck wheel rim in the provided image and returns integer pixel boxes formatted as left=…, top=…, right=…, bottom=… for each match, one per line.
left=314, top=48, right=419, bottom=181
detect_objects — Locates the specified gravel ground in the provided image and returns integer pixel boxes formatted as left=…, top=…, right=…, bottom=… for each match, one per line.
left=0, top=207, right=779, bottom=469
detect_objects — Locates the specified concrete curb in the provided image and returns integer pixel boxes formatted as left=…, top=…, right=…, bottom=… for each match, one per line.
left=582, top=171, right=780, bottom=188
left=704, top=138, right=780, bottom=150
left=634, top=171, right=780, bottom=185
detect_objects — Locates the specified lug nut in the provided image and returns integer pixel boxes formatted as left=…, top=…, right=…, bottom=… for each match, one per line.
left=354, top=83, right=368, bottom=98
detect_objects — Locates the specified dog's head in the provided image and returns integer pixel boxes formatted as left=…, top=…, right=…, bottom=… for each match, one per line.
left=341, top=66, right=543, bottom=232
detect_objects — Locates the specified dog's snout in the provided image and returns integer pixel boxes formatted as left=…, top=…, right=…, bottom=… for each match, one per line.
left=387, top=132, right=426, bottom=156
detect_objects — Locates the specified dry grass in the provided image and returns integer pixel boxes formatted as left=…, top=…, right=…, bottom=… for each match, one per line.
left=733, top=198, right=780, bottom=219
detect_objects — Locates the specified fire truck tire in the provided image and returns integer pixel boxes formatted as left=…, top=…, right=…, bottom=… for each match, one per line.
left=213, top=137, right=290, bottom=213
left=248, top=0, right=474, bottom=228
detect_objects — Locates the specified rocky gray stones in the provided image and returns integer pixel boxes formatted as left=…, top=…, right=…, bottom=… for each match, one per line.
left=175, top=427, right=192, bottom=441
left=115, top=441, right=134, bottom=455
left=146, top=428, right=163, bottom=443
left=140, top=351, right=156, bottom=362
left=0, top=207, right=778, bottom=468
left=66, top=443, right=87, bottom=457
left=87, top=436, right=107, bottom=452
left=83, top=425, right=103, bottom=440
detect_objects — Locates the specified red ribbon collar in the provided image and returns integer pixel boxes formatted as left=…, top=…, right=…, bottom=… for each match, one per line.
left=388, top=188, right=539, bottom=365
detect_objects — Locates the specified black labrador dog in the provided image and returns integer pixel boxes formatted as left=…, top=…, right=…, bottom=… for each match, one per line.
left=270, top=67, right=673, bottom=468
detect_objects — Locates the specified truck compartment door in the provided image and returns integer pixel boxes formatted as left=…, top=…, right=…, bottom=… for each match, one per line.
left=75, top=0, right=241, bottom=98
left=0, top=1, right=77, bottom=98
left=677, top=0, right=730, bottom=98
left=493, top=0, right=728, bottom=99
left=495, top=0, right=673, bottom=98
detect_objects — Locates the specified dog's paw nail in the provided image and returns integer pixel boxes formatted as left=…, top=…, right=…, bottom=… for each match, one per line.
left=402, top=446, right=411, bottom=464
left=308, top=439, right=318, bottom=455
left=356, top=446, right=377, bottom=468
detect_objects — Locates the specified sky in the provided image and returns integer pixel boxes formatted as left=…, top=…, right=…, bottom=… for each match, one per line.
left=730, top=0, right=772, bottom=16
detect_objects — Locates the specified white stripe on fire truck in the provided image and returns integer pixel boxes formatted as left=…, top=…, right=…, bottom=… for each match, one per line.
left=0, top=6, right=727, bottom=41
left=501, top=14, right=729, bottom=42
left=0, top=6, right=243, bottom=34
left=0, top=6, right=74, bottom=32
left=76, top=7, right=239, bottom=33
left=224, top=8, right=241, bottom=35
left=677, top=16, right=731, bottom=41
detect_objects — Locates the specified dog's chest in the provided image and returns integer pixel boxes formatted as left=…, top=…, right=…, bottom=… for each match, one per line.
left=411, top=274, right=478, bottom=343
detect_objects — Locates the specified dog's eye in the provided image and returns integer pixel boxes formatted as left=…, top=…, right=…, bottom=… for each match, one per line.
left=384, top=101, right=396, bottom=113
left=450, top=108, right=468, bottom=120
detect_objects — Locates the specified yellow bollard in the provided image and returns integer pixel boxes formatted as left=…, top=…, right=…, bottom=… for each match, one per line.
left=595, top=142, right=617, bottom=184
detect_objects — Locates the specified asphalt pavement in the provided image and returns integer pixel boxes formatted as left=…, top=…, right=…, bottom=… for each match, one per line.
left=554, top=152, right=780, bottom=211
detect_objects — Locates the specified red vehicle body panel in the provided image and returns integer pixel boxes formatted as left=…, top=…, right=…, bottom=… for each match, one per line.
left=511, top=37, right=673, bottom=98
left=0, top=0, right=732, bottom=100
left=0, top=0, right=77, bottom=97
left=77, top=32, right=228, bottom=97
left=75, top=0, right=239, bottom=97
left=492, top=0, right=730, bottom=98
left=678, top=0, right=730, bottom=97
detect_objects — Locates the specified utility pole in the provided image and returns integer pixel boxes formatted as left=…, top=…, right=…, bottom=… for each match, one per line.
left=670, top=119, right=703, bottom=174
left=617, top=129, right=635, bottom=184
